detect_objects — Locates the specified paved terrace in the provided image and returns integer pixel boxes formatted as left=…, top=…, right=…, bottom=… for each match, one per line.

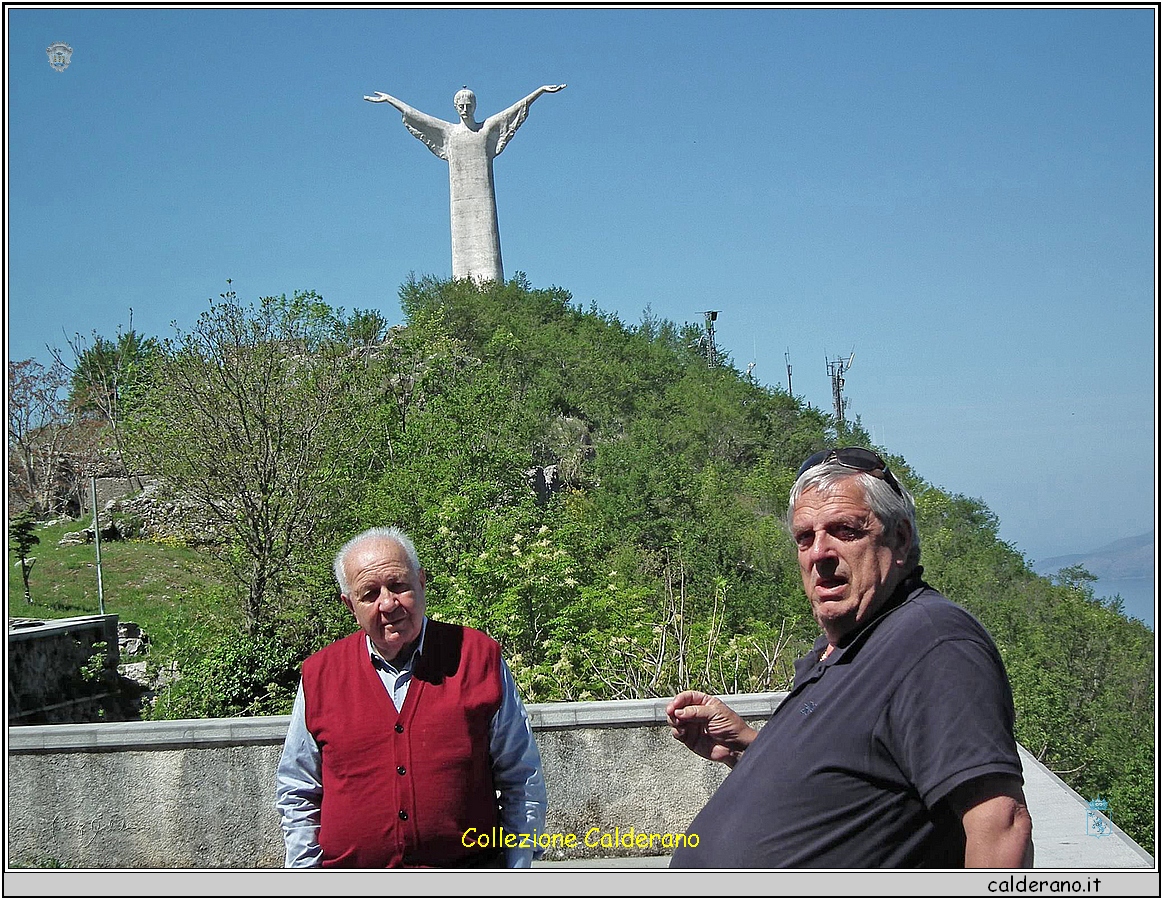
left=7, top=693, right=1154, bottom=873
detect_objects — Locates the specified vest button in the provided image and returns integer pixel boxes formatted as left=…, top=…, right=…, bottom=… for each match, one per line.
left=395, top=724, right=404, bottom=733
left=397, top=765, right=406, bottom=775
left=398, top=810, right=408, bottom=821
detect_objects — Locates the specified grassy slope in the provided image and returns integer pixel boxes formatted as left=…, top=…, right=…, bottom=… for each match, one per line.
left=7, top=518, right=241, bottom=665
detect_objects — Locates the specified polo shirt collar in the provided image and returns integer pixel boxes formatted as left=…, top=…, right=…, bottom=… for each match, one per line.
left=810, top=566, right=928, bottom=666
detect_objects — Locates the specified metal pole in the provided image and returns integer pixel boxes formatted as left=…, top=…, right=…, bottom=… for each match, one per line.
left=90, top=476, right=105, bottom=615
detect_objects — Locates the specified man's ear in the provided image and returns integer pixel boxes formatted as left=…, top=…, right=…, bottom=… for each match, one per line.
left=419, top=568, right=428, bottom=588
left=894, top=520, right=913, bottom=563
left=341, top=593, right=355, bottom=615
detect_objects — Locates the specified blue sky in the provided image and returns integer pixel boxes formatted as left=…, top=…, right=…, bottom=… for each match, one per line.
left=6, top=6, right=1157, bottom=566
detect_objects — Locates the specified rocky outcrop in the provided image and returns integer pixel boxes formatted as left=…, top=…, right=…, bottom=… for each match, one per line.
left=100, top=479, right=221, bottom=545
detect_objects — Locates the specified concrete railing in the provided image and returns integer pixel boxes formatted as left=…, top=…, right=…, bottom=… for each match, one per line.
left=7, top=693, right=1154, bottom=870
left=6, top=693, right=781, bottom=868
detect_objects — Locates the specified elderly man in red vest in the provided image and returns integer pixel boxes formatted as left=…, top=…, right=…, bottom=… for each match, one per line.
left=275, top=526, right=546, bottom=867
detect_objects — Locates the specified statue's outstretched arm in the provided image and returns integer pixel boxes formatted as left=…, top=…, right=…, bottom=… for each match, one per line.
left=519, top=83, right=568, bottom=105
left=364, top=91, right=450, bottom=160
left=488, top=84, right=566, bottom=157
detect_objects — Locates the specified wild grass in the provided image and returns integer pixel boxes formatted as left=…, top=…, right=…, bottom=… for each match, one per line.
left=7, top=517, right=241, bottom=666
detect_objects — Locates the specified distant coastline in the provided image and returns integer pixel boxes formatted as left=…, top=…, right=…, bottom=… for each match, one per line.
left=1032, top=531, right=1155, bottom=630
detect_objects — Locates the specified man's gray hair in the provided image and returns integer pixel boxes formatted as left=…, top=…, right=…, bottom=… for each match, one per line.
left=787, top=461, right=922, bottom=569
left=333, top=526, right=421, bottom=596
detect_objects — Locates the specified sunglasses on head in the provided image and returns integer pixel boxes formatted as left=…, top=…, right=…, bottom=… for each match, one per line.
left=796, top=447, right=904, bottom=498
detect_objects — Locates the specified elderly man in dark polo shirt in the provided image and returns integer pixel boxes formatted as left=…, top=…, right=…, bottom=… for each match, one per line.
left=667, top=448, right=1033, bottom=868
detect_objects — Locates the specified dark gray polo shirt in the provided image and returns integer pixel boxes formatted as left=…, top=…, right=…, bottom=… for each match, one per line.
left=671, top=571, right=1023, bottom=868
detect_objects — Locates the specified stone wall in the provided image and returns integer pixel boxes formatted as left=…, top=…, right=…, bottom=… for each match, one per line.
left=100, top=478, right=220, bottom=544
left=83, top=476, right=148, bottom=515
left=6, top=694, right=782, bottom=868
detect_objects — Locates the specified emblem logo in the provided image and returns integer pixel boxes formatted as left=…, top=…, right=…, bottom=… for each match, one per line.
left=1086, top=797, right=1113, bottom=837
left=46, top=42, right=73, bottom=72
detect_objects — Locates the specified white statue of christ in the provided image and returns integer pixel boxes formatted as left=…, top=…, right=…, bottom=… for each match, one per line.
left=365, top=84, right=567, bottom=283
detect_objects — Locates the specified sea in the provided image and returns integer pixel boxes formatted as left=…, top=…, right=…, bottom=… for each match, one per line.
left=1090, top=576, right=1156, bottom=631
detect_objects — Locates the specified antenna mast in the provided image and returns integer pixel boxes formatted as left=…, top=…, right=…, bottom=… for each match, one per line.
left=826, top=351, right=855, bottom=426
left=784, top=349, right=793, bottom=394
left=702, top=310, right=719, bottom=367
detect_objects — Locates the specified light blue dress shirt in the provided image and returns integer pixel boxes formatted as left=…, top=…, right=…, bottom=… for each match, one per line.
left=275, top=618, right=547, bottom=868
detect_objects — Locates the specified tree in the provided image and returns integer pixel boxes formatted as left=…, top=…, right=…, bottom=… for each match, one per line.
left=344, top=307, right=391, bottom=349
left=9, top=509, right=40, bottom=603
left=50, top=315, right=159, bottom=486
left=124, top=288, right=391, bottom=633
left=7, top=358, right=86, bottom=516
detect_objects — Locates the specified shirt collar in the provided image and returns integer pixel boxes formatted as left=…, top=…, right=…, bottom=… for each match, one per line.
left=365, top=616, right=428, bottom=672
left=813, top=566, right=927, bottom=662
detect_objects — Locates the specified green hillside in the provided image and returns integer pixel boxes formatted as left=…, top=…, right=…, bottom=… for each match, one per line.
left=10, top=275, right=1154, bottom=852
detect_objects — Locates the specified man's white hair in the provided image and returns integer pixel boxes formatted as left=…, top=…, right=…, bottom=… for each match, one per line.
left=787, top=463, right=922, bottom=569
left=333, top=526, right=421, bottom=596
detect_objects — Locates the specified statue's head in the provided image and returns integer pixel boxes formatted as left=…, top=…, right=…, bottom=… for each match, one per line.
left=454, top=87, right=476, bottom=122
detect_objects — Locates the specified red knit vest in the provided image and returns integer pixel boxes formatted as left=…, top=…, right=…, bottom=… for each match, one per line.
left=302, top=620, right=503, bottom=867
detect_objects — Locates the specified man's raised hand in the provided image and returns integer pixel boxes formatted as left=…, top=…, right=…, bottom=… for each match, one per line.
left=666, top=690, right=757, bottom=768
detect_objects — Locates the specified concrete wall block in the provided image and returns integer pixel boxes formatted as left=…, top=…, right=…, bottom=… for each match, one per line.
left=8, top=745, right=286, bottom=868
left=10, top=695, right=1151, bottom=870
left=536, top=724, right=724, bottom=859
left=6, top=701, right=772, bottom=868
left=8, top=616, right=121, bottom=724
